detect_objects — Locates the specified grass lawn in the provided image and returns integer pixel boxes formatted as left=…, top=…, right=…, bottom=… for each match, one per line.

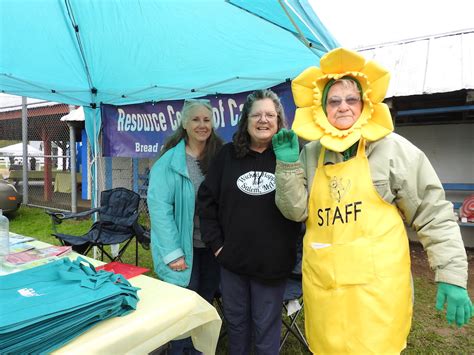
left=8, top=206, right=474, bottom=354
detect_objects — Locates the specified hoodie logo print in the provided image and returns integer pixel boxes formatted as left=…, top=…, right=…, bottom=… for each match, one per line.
left=236, top=171, right=275, bottom=196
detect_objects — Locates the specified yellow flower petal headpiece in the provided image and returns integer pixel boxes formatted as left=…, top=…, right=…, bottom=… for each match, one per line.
left=291, top=47, right=393, bottom=152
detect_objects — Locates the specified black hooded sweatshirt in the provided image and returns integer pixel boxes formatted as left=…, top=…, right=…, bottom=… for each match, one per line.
left=198, top=143, right=300, bottom=281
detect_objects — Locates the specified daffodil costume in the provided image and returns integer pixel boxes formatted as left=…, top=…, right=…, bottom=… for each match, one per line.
left=292, top=47, right=393, bottom=152
left=282, top=48, right=411, bottom=354
left=271, top=47, right=471, bottom=353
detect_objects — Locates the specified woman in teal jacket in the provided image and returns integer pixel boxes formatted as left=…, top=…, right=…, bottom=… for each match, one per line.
left=147, top=99, right=223, bottom=354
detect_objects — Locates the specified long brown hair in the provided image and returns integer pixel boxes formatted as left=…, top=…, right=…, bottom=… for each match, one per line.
left=161, top=99, right=223, bottom=174
left=232, top=89, right=287, bottom=158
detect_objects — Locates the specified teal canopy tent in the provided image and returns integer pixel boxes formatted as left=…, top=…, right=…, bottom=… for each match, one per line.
left=0, top=0, right=338, bottom=202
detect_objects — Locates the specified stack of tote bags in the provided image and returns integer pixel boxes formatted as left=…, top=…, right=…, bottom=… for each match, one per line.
left=0, top=257, right=140, bottom=353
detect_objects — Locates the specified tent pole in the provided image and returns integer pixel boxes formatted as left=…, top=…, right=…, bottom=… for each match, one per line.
left=277, top=0, right=324, bottom=55
left=21, top=97, right=28, bottom=205
left=69, top=122, right=77, bottom=213
left=92, top=107, right=99, bottom=260
left=93, top=109, right=98, bottom=210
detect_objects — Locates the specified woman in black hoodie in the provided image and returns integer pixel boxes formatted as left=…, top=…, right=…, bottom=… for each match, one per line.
left=198, top=89, right=301, bottom=355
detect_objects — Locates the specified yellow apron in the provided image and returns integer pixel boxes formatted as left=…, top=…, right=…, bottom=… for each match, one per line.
left=303, top=140, right=412, bottom=354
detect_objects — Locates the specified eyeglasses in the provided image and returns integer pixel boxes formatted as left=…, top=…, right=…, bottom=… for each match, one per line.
left=249, top=112, right=278, bottom=121
left=327, top=96, right=361, bottom=108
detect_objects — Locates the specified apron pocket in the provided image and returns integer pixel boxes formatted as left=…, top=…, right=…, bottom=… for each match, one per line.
left=304, top=245, right=335, bottom=290
left=333, top=238, right=375, bottom=287
left=304, top=238, right=374, bottom=289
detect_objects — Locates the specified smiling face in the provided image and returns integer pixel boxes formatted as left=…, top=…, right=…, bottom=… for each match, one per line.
left=247, top=98, right=279, bottom=150
left=326, top=81, right=363, bottom=130
left=183, top=105, right=213, bottom=144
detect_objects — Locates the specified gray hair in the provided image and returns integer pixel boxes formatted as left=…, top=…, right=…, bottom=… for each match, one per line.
left=181, top=99, right=214, bottom=128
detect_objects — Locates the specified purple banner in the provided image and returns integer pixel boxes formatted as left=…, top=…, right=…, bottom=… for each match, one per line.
left=101, top=82, right=295, bottom=158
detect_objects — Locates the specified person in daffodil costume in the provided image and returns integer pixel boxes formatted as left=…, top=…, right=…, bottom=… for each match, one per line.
left=273, top=48, right=472, bottom=354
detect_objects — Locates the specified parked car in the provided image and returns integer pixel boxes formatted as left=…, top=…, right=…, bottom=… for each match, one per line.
left=0, top=179, right=22, bottom=215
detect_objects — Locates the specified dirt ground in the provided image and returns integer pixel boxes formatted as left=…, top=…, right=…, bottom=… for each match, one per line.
left=410, top=241, right=474, bottom=295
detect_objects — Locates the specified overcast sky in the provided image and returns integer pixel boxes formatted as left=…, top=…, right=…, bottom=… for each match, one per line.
left=310, top=0, right=474, bottom=48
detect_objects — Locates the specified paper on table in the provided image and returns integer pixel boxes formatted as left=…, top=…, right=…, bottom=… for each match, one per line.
left=9, top=242, right=36, bottom=254
left=9, top=233, right=35, bottom=245
left=95, top=262, right=149, bottom=279
left=6, top=245, right=72, bottom=265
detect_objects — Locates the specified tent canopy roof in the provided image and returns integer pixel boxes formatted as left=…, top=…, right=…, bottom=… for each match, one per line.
left=0, top=0, right=338, bottom=107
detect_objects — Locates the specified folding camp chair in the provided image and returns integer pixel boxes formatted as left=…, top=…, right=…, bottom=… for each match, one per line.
left=213, top=289, right=227, bottom=342
left=280, top=275, right=309, bottom=353
left=46, top=187, right=150, bottom=265
left=280, top=223, right=309, bottom=353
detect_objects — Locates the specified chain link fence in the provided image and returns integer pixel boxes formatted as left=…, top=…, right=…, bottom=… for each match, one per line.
left=0, top=96, right=152, bottom=225
left=0, top=99, right=76, bottom=210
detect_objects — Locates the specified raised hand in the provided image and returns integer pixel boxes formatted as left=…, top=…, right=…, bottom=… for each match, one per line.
left=272, top=128, right=299, bottom=163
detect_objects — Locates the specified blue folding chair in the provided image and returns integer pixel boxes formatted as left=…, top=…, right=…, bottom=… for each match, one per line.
left=47, top=187, right=150, bottom=265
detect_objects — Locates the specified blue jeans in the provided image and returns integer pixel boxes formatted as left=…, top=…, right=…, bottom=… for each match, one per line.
left=169, top=247, right=220, bottom=355
left=220, top=266, right=286, bottom=355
